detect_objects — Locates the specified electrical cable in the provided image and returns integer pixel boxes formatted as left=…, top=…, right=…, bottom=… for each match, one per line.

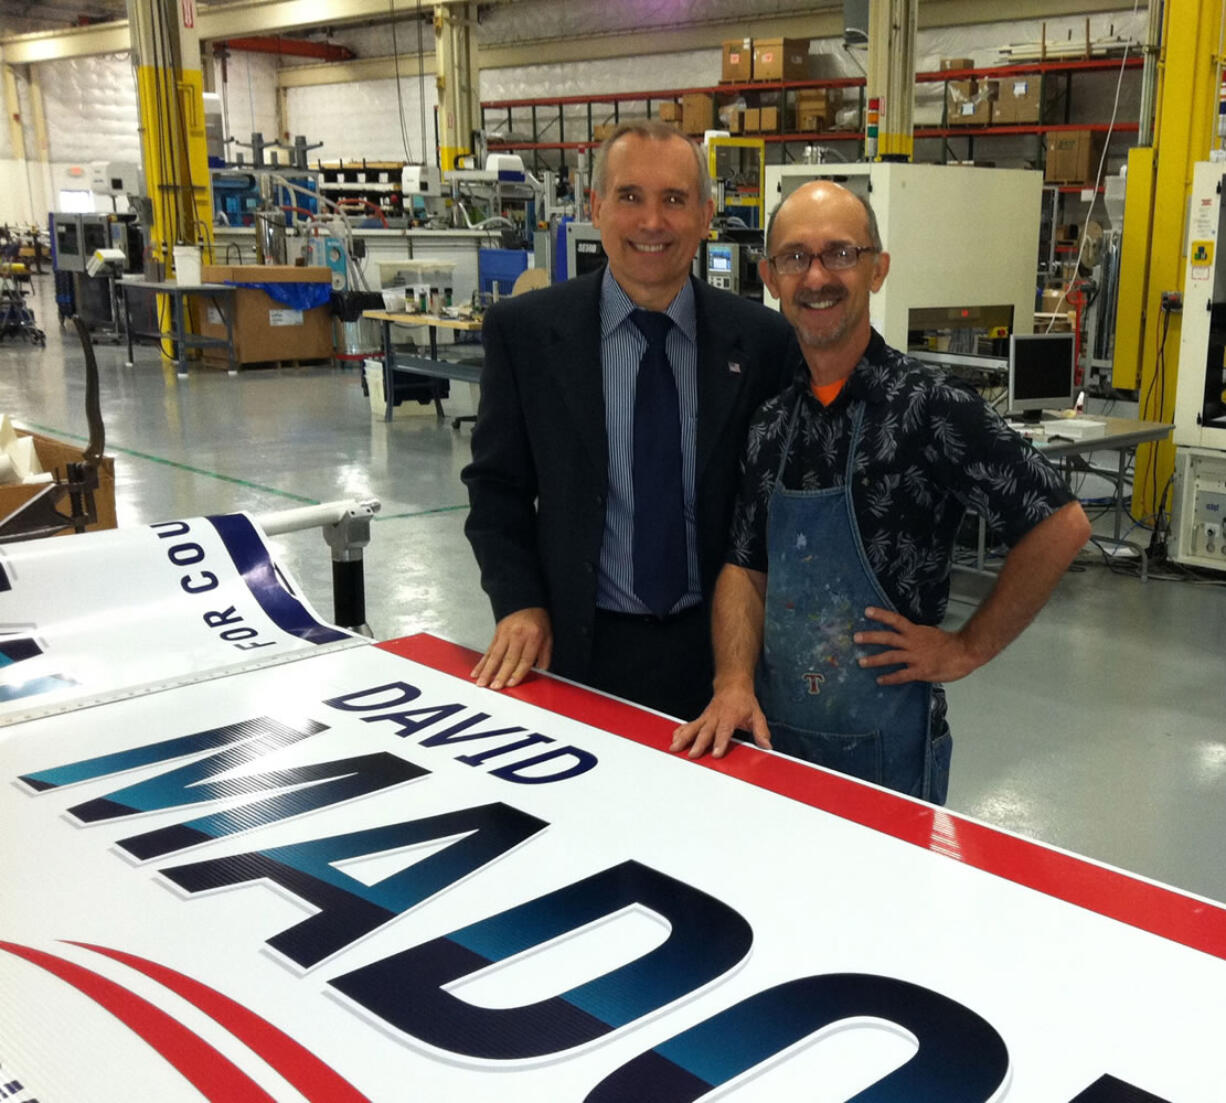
left=389, top=0, right=417, bottom=163
left=417, top=0, right=428, bottom=166
left=1043, top=4, right=1140, bottom=337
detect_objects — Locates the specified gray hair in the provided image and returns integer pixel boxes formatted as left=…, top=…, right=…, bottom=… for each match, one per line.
left=765, top=184, right=883, bottom=254
left=591, top=120, right=712, bottom=204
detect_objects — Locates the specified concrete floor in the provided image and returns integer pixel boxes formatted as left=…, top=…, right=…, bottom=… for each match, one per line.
left=4, top=274, right=1225, bottom=905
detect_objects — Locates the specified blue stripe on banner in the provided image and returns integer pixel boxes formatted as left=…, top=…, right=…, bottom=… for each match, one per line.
left=206, top=514, right=350, bottom=645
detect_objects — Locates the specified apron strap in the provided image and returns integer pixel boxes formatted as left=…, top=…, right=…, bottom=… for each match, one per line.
left=772, top=393, right=867, bottom=491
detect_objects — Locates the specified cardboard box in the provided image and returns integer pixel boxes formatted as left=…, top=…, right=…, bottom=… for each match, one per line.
left=756, top=106, right=780, bottom=131
left=199, top=264, right=333, bottom=366
left=753, top=37, right=809, bottom=81
left=946, top=79, right=995, bottom=126
left=797, top=108, right=832, bottom=132
left=940, top=57, right=975, bottom=72
left=725, top=109, right=743, bottom=135
left=994, top=77, right=1042, bottom=124
left=0, top=430, right=116, bottom=534
left=681, top=92, right=714, bottom=134
left=592, top=123, right=617, bottom=141
left=656, top=101, right=682, bottom=123
left=722, top=39, right=753, bottom=82
left=795, top=88, right=834, bottom=131
left=742, top=107, right=760, bottom=131
left=1044, top=129, right=1103, bottom=185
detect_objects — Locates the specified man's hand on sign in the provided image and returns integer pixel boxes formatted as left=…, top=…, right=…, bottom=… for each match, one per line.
left=670, top=681, right=772, bottom=759
left=471, top=606, right=553, bottom=689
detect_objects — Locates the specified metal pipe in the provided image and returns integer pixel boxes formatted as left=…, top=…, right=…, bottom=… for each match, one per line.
left=254, top=498, right=379, bottom=537
left=1137, top=0, right=1163, bottom=146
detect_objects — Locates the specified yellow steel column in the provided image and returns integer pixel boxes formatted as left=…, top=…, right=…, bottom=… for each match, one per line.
left=866, top=0, right=916, bottom=161
left=125, top=0, right=213, bottom=288
left=435, top=1, right=479, bottom=172
left=1121, top=0, right=1222, bottom=521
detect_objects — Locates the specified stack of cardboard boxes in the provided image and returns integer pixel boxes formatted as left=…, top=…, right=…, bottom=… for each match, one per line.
left=942, top=58, right=996, bottom=126
left=681, top=93, right=715, bottom=135
left=720, top=37, right=810, bottom=83
left=718, top=36, right=811, bottom=134
left=1044, top=130, right=1104, bottom=187
left=994, top=76, right=1043, bottom=124
left=794, top=88, right=835, bottom=132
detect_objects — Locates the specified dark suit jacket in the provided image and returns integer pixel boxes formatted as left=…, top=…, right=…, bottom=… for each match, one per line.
left=462, top=267, right=795, bottom=684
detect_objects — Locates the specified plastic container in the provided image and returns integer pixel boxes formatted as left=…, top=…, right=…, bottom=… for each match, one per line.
left=172, top=245, right=202, bottom=286
left=381, top=288, right=407, bottom=313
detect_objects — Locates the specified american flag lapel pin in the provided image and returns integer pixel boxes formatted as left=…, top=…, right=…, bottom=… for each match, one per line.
left=728, top=360, right=742, bottom=374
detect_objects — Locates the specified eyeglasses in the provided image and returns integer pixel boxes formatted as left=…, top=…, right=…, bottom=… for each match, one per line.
left=767, top=244, right=878, bottom=275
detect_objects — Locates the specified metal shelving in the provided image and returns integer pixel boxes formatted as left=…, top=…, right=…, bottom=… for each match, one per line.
left=481, top=55, right=1144, bottom=175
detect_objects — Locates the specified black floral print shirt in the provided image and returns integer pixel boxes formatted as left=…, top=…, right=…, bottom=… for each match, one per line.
left=727, top=330, right=1075, bottom=626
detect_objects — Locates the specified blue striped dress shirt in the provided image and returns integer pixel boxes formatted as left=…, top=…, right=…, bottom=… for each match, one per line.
left=597, top=268, right=701, bottom=614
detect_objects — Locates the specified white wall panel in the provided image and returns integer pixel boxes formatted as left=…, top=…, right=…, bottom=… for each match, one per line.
left=214, top=50, right=280, bottom=150
left=0, top=160, right=34, bottom=223
left=0, top=74, right=13, bottom=160
left=285, top=75, right=438, bottom=164
left=39, top=54, right=139, bottom=164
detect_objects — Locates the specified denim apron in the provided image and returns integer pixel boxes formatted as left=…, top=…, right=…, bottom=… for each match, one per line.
left=757, top=396, right=948, bottom=802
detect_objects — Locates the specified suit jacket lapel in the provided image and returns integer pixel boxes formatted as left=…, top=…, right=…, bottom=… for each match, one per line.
left=694, top=278, right=749, bottom=487
left=540, top=270, right=607, bottom=478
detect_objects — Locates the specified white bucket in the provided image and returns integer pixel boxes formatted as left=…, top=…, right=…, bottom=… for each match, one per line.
left=173, top=244, right=202, bottom=286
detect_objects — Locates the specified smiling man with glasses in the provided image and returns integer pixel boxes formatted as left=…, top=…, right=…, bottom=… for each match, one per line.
left=671, top=179, right=1091, bottom=804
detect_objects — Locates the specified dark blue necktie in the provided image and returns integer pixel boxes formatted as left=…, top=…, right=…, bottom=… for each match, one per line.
left=630, top=309, right=688, bottom=617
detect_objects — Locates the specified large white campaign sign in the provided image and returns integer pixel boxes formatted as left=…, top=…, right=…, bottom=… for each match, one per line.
left=1, top=633, right=1224, bottom=1101
left=0, top=513, right=363, bottom=723
left=1, top=520, right=1224, bottom=1101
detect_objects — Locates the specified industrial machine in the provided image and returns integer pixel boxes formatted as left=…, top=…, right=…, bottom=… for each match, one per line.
left=1170, top=160, right=1226, bottom=570
left=761, top=162, right=1043, bottom=354
left=704, top=240, right=741, bottom=293
left=49, top=211, right=143, bottom=335
left=565, top=221, right=607, bottom=280
left=211, top=168, right=319, bottom=229
left=707, top=137, right=766, bottom=229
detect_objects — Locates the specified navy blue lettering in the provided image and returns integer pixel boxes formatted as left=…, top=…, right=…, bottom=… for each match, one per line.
left=168, top=542, right=204, bottom=566
left=1069, top=1075, right=1171, bottom=1102
left=181, top=571, right=219, bottom=594
left=161, top=802, right=547, bottom=968
left=489, top=745, right=596, bottom=784
left=456, top=733, right=553, bottom=765
left=586, top=973, right=1010, bottom=1102
left=418, top=713, right=525, bottom=746
left=22, top=715, right=426, bottom=862
left=330, top=859, right=752, bottom=1058
left=323, top=681, right=422, bottom=711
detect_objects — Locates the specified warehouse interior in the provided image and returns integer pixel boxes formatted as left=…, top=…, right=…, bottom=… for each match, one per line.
left=1, top=0, right=1225, bottom=907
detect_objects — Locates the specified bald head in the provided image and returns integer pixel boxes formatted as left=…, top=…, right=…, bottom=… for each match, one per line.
left=766, top=180, right=882, bottom=257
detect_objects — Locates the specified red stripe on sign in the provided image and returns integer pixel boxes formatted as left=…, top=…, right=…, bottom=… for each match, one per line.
left=0, top=941, right=276, bottom=1101
left=378, top=633, right=1226, bottom=961
left=70, top=942, right=370, bottom=1103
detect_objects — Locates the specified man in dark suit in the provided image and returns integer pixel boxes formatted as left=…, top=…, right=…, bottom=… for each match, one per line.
left=462, top=121, right=794, bottom=719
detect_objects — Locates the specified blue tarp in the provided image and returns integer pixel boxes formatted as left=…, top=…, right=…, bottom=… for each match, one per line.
left=225, top=281, right=332, bottom=311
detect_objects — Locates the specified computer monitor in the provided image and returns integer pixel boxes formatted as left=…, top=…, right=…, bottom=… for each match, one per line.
left=1007, top=332, right=1076, bottom=422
